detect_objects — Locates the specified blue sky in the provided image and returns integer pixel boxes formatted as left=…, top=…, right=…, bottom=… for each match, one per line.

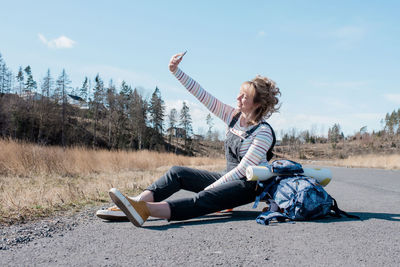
left=1, top=0, right=399, bottom=138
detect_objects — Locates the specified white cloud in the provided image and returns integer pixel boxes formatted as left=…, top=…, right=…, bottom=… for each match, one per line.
left=384, top=94, right=400, bottom=105
left=38, top=33, right=76, bottom=49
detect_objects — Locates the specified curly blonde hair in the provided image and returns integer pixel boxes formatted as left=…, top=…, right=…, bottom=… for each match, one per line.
left=243, top=75, right=281, bottom=125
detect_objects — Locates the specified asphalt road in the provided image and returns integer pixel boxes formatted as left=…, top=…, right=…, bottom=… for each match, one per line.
left=1, top=166, right=400, bottom=266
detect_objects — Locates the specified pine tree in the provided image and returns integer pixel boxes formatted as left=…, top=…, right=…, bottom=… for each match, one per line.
left=390, top=110, right=399, bottom=135
left=328, top=123, right=341, bottom=143
left=119, top=80, right=132, bottom=115
left=111, top=81, right=131, bottom=148
left=16, top=67, right=24, bottom=95
left=179, top=101, right=192, bottom=150
left=0, top=53, right=4, bottom=94
left=384, top=112, right=396, bottom=136
left=24, top=66, right=37, bottom=92
left=5, top=70, right=13, bottom=94
left=397, top=109, right=400, bottom=135
left=0, top=54, right=12, bottom=94
left=148, top=87, right=165, bottom=135
left=80, top=77, right=89, bottom=102
left=120, top=80, right=132, bottom=98
left=93, top=74, right=105, bottom=105
left=41, top=69, right=52, bottom=97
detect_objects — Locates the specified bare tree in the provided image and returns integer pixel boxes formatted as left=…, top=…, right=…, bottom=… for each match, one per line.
left=168, top=108, right=178, bottom=151
left=206, top=113, right=214, bottom=140
left=56, top=69, right=71, bottom=147
left=16, top=67, right=24, bottom=95
left=37, top=69, right=53, bottom=142
left=92, top=74, right=105, bottom=148
left=130, top=88, right=147, bottom=149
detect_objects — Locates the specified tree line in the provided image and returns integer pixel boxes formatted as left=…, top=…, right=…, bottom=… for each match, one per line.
left=0, top=52, right=219, bottom=154
left=3, top=51, right=397, bottom=152
left=383, top=109, right=400, bottom=136
left=281, top=113, right=400, bottom=147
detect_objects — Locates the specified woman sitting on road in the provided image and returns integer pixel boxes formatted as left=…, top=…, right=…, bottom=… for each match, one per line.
left=97, top=52, right=281, bottom=227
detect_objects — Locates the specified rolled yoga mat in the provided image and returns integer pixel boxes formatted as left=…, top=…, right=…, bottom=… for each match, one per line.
left=246, top=165, right=332, bottom=187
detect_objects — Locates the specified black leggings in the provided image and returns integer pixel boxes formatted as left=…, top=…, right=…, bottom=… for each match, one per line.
left=146, top=166, right=258, bottom=221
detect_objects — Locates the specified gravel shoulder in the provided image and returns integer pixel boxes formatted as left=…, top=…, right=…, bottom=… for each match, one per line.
left=1, top=166, right=400, bottom=266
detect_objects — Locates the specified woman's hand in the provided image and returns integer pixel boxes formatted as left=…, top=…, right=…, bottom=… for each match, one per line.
left=169, top=52, right=185, bottom=72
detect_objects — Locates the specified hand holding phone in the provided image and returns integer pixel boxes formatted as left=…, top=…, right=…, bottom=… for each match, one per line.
left=169, top=51, right=187, bottom=72
left=178, top=50, right=187, bottom=60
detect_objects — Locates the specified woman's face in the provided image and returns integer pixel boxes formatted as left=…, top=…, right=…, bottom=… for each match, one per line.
left=237, top=83, right=259, bottom=114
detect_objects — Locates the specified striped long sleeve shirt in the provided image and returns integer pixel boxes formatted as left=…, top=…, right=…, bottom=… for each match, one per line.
left=172, top=68, right=274, bottom=188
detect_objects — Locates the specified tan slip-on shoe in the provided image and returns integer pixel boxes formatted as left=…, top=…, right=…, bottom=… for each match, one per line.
left=96, top=196, right=141, bottom=221
left=96, top=206, right=127, bottom=221
left=109, top=188, right=150, bottom=227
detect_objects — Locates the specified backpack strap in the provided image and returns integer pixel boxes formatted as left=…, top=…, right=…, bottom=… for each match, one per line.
left=245, top=121, right=276, bottom=161
left=253, top=179, right=273, bottom=209
left=228, top=112, right=241, bottom=128
left=256, top=211, right=288, bottom=225
left=253, top=176, right=283, bottom=209
left=330, top=198, right=361, bottom=219
left=228, top=112, right=276, bottom=161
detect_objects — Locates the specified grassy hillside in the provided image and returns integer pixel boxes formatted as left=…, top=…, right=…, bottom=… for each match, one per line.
left=275, top=137, right=400, bottom=169
left=0, top=139, right=225, bottom=225
left=1, top=136, right=399, bottom=225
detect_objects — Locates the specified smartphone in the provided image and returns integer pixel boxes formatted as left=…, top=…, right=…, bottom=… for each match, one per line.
left=178, top=50, right=187, bottom=60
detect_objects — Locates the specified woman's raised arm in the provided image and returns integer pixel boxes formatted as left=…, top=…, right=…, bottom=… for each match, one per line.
left=169, top=53, right=236, bottom=125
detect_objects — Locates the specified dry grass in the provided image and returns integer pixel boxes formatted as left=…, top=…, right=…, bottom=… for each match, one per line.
left=0, top=139, right=225, bottom=224
left=320, top=154, right=400, bottom=170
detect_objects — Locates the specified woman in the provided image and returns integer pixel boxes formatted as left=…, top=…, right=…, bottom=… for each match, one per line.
left=100, top=53, right=280, bottom=227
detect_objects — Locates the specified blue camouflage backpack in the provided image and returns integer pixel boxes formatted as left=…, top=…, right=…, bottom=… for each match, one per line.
left=253, top=160, right=359, bottom=225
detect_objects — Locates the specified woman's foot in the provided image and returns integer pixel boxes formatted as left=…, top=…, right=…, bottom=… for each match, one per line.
left=96, top=206, right=127, bottom=221
left=109, top=188, right=150, bottom=227
left=96, top=196, right=141, bottom=221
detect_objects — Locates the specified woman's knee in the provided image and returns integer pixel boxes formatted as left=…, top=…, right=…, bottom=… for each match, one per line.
left=168, top=165, right=189, bottom=177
